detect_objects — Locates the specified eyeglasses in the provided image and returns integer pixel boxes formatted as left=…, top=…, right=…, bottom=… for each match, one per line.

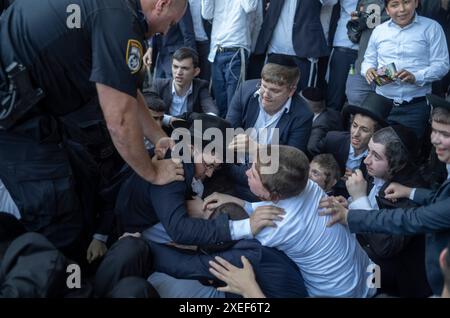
left=256, top=81, right=291, bottom=99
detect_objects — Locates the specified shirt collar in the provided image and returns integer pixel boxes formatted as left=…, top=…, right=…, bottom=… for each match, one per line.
left=372, top=177, right=386, bottom=188
left=254, top=90, right=292, bottom=115
left=172, top=81, right=193, bottom=97
left=349, top=145, right=368, bottom=159
left=447, top=164, right=450, bottom=180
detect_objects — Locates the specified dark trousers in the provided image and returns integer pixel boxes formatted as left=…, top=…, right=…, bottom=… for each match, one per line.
left=0, top=115, right=83, bottom=254
left=94, top=237, right=157, bottom=298
left=196, top=40, right=211, bottom=82
left=387, top=99, right=431, bottom=139
left=212, top=48, right=248, bottom=117
left=326, top=47, right=358, bottom=111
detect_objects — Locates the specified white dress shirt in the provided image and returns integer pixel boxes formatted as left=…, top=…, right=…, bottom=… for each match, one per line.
left=250, top=93, right=292, bottom=145
left=189, top=0, right=209, bottom=41
left=162, top=82, right=193, bottom=126
left=349, top=177, right=386, bottom=210
left=333, top=0, right=359, bottom=50
left=233, top=180, right=375, bottom=297
left=202, top=0, right=262, bottom=62
left=0, top=178, right=20, bottom=220
left=268, top=0, right=297, bottom=55
left=361, top=14, right=450, bottom=103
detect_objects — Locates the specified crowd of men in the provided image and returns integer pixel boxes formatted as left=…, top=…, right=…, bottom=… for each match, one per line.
left=1, top=0, right=450, bottom=298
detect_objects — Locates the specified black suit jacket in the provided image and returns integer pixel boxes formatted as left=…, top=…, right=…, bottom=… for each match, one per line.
left=307, top=109, right=343, bottom=158
left=150, top=78, right=218, bottom=116
left=226, top=79, right=313, bottom=152
left=254, top=0, right=329, bottom=58
left=115, top=160, right=231, bottom=246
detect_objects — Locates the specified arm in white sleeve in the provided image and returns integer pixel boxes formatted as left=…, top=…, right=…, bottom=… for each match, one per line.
left=412, top=24, right=450, bottom=86
left=229, top=219, right=253, bottom=240
left=409, top=188, right=417, bottom=201
left=349, top=196, right=373, bottom=210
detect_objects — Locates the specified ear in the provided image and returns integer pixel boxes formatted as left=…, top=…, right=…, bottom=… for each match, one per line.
left=440, top=248, right=448, bottom=270
left=269, top=190, right=281, bottom=202
left=193, top=67, right=201, bottom=77
left=155, top=0, right=171, bottom=15
left=288, top=85, right=297, bottom=98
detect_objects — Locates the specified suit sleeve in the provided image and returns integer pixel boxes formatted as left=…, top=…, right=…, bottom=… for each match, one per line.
left=148, top=240, right=261, bottom=281
left=414, top=188, right=439, bottom=206
left=348, top=197, right=450, bottom=235
left=225, top=83, right=246, bottom=128
left=150, top=174, right=232, bottom=245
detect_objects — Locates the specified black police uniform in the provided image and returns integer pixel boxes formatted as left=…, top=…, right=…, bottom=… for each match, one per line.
left=0, top=0, right=148, bottom=258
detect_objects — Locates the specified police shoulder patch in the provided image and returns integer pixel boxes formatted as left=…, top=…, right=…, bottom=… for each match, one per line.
left=126, top=39, right=143, bottom=74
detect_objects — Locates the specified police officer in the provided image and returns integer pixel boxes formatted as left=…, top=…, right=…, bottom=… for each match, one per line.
left=0, top=0, right=187, bottom=262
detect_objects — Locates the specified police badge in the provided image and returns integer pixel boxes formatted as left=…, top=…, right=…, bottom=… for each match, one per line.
left=126, top=39, right=143, bottom=74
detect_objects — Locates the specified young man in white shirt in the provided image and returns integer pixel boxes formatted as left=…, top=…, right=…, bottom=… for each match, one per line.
left=204, top=145, right=376, bottom=297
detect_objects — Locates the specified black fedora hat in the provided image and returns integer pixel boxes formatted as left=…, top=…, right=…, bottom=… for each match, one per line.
left=343, top=93, right=393, bottom=127
left=426, top=94, right=450, bottom=112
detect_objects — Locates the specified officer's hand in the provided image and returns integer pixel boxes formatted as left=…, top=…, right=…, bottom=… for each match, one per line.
left=86, top=239, right=107, bottom=264
left=250, top=206, right=285, bottom=236
left=151, top=155, right=184, bottom=185
left=143, top=47, right=153, bottom=68
left=155, top=137, right=175, bottom=160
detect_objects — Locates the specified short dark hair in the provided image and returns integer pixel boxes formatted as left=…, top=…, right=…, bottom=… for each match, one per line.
left=256, top=145, right=310, bottom=200
left=311, top=154, right=341, bottom=187
left=143, top=91, right=166, bottom=113
left=350, top=114, right=382, bottom=133
left=209, top=203, right=248, bottom=221
left=432, top=107, right=450, bottom=125
left=172, top=47, right=199, bottom=68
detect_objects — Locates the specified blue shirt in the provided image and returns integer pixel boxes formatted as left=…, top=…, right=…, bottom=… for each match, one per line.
left=346, top=145, right=368, bottom=171
left=361, top=14, right=450, bottom=103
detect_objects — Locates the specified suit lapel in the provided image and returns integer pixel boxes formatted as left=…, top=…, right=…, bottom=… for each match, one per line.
left=433, top=179, right=450, bottom=202
left=165, top=80, right=174, bottom=113
left=247, top=96, right=261, bottom=128
left=275, top=110, right=289, bottom=139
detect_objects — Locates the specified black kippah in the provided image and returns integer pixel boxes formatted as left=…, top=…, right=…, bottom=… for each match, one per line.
left=266, top=54, right=297, bottom=68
